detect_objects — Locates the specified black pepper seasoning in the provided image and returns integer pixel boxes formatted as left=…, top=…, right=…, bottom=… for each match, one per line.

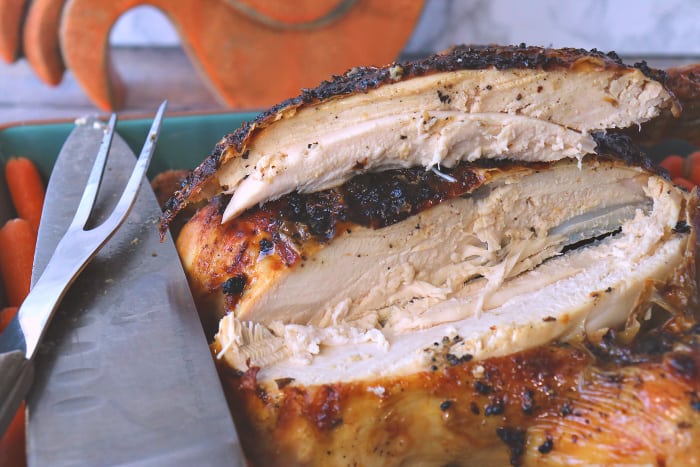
left=538, top=437, right=554, bottom=454
left=496, top=426, right=526, bottom=466
left=474, top=381, right=492, bottom=395
left=222, top=274, right=247, bottom=295
left=521, top=389, right=535, bottom=415
left=470, top=402, right=480, bottom=415
left=484, top=399, right=505, bottom=416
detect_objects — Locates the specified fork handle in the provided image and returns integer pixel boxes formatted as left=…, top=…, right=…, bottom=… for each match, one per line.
left=0, top=350, right=34, bottom=436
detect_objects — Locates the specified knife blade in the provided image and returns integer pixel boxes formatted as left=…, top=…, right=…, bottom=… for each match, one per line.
left=26, top=118, right=244, bottom=466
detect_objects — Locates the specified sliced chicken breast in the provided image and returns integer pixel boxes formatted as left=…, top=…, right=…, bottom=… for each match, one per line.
left=160, top=44, right=679, bottom=233
left=164, top=45, right=700, bottom=466
left=204, top=157, right=691, bottom=384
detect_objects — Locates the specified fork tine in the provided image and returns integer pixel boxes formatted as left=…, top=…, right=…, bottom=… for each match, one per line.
left=70, top=113, right=118, bottom=229
left=103, top=100, right=168, bottom=231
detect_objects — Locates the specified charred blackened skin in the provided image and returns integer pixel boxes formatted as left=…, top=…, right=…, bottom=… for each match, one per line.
left=587, top=324, right=678, bottom=366
left=222, top=274, right=247, bottom=295
left=342, top=164, right=484, bottom=228
left=261, top=161, right=486, bottom=242
left=591, top=132, right=660, bottom=175
left=282, top=190, right=346, bottom=238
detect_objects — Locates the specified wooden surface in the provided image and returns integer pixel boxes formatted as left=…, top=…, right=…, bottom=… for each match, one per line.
left=58, top=0, right=424, bottom=111
left=1, top=47, right=699, bottom=127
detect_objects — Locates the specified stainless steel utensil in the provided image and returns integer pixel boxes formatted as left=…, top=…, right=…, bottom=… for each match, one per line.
left=25, top=110, right=244, bottom=465
left=0, top=102, right=168, bottom=435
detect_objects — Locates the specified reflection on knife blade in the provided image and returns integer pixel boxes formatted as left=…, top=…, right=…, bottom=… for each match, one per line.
left=27, top=118, right=244, bottom=465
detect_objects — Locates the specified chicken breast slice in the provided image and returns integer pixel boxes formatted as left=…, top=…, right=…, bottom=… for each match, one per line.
left=218, top=62, right=668, bottom=221
left=214, top=167, right=692, bottom=386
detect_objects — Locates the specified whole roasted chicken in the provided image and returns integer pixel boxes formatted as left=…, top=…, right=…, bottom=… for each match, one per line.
left=162, top=45, right=700, bottom=466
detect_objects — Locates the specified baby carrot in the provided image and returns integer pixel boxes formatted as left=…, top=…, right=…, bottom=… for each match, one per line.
left=0, top=402, right=26, bottom=467
left=672, top=176, right=695, bottom=191
left=659, top=155, right=684, bottom=179
left=686, top=150, right=700, bottom=166
left=689, top=160, right=700, bottom=187
left=0, top=218, right=36, bottom=307
left=0, top=306, right=18, bottom=333
left=5, top=157, right=45, bottom=232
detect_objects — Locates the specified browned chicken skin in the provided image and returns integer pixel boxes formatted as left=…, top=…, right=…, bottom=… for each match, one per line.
left=216, top=312, right=700, bottom=466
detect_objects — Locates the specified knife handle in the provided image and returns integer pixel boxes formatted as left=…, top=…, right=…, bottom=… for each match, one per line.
left=0, top=349, right=34, bottom=437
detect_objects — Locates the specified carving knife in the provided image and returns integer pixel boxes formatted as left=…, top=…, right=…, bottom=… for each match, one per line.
left=25, top=118, right=244, bottom=465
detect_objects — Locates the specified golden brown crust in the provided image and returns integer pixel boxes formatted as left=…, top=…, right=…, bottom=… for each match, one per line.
left=218, top=314, right=700, bottom=466
left=160, top=44, right=675, bottom=236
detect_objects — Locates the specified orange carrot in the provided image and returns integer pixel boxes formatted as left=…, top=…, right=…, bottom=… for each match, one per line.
left=672, top=176, right=695, bottom=191
left=0, top=219, right=36, bottom=307
left=659, top=155, right=684, bottom=179
left=0, top=306, right=18, bottom=333
left=689, top=160, right=700, bottom=187
left=687, top=150, right=700, bottom=163
left=685, top=151, right=700, bottom=176
left=5, top=157, right=45, bottom=232
left=0, top=402, right=26, bottom=467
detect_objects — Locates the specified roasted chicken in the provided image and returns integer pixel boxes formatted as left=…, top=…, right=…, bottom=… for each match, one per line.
left=216, top=313, right=700, bottom=466
left=162, top=45, right=700, bottom=466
